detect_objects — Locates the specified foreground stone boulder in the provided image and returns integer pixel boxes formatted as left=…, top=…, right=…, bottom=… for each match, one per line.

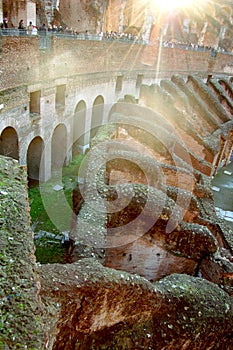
left=1, top=152, right=233, bottom=349
left=39, top=259, right=233, bottom=350
left=0, top=156, right=44, bottom=349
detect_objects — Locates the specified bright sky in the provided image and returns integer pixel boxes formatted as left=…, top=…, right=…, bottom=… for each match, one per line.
left=152, top=0, right=197, bottom=11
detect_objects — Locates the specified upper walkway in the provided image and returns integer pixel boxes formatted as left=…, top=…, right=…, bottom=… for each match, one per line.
left=1, top=28, right=232, bottom=56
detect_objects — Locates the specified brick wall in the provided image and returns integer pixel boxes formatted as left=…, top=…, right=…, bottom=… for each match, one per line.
left=1, top=36, right=40, bottom=90
left=1, top=36, right=233, bottom=92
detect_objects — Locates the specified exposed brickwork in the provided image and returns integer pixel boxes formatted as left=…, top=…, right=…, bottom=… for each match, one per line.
left=1, top=36, right=233, bottom=92
left=1, top=2, right=233, bottom=348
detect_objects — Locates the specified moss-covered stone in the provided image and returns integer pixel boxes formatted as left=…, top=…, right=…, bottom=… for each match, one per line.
left=0, top=156, right=44, bottom=349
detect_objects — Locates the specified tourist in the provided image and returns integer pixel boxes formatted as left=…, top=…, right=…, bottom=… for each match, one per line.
left=18, top=19, right=25, bottom=30
left=18, top=19, right=26, bottom=35
left=0, top=17, right=8, bottom=34
left=27, top=21, right=33, bottom=35
left=3, top=17, right=8, bottom=28
left=51, top=24, right=58, bottom=32
left=31, top=26, right=38, bottom=36
left=39, top=23, right=47, bottom=32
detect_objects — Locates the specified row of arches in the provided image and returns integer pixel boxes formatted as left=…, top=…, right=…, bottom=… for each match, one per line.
left=0, top=125, right=67, bottom=180
left=73, top=95, right=104, bottom=156
left=0, top=95, right=106, bottom=183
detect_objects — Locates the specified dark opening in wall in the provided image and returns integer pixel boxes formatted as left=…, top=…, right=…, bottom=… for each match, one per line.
left=56, top=84, right=66, bottom=109
left=30, top=90, right=41, bottom=115
left=136, top=74, right=143, bottom=87
left=115, top=75, right=123, bottom=91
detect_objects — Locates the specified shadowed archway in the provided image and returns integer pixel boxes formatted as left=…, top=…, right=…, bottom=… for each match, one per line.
left=0, top=127, right=19, bottom=160
left=51, top=124, right=67, bottom=172
left=91, top=95, right=104, bottom=139
left=27, top=136, right=44, bottom=182
left=73, top=100, right=87, bottom=156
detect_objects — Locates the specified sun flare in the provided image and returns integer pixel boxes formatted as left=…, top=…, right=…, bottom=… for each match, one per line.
left=152, top=0, right=196, bottom=11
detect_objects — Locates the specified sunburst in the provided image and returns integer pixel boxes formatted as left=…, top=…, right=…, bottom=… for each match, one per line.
left=152, top=0, right=200, bottom=11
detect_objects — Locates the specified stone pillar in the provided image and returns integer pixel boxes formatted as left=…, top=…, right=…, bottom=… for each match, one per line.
left=17, top=1, right=27, bottom=26
left=141, top=7, right=154, bottom=44
left=82, top=107, right=92, bottom=153
left=217, top=25, right=226, bottom=49
left=26, top=0, right=36, bottom=27
left=102, top=103, right=111, bottom=124
left=100, top=0, right=107, bottom=34
left=65, top=147, right=72, bottom=166
left=40, top=140, right=52, bottom=182
left=198, top=21, right=208, bottom=46
left=0, top=0, right=3, bottom=24
left=118, top=0, right=126, bottom=33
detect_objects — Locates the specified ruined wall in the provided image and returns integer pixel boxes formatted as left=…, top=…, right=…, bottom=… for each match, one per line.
left=1, top=155, right=233, bottom=349
left=0, top=156, right=44, bottom=348
left=1, top=36, right=233, bottom=92
left=104, top=0, right=146, bottom=33
left=58, top=0, right=103, bottom=33
left=70, top=72, right=233, bottom=289
left=1, top=2, right=233, bottom=348
left=68, top=101, right=233, bottom=347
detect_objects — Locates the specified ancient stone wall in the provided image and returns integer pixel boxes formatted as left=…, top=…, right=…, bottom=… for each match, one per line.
left=58, top=0, right=103, bottom=33
left=1, top=2, right=233, bottom=348
left=0, top=156, right=44, bottom=348
left=1, top=36, right=233, bottom=92
left=1, top=154, right=233, bottom=348
left=70, top=73, right=233, bottom=289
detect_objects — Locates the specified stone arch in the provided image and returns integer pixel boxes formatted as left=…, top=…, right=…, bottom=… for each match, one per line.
left=51, top=124, right=67, bottom=172
left=27, top=136, right=44, bottom=182
left=0, top=126, right=19, bottom=160
left=91, top=95, right=104, bottom=138
left=213, top=135, right=227, bottom=175
left=73, top=100, right=87, bottom=156
left=107, top=103, right=118, bottom=122
left=225, top=130, right=233, bottom=165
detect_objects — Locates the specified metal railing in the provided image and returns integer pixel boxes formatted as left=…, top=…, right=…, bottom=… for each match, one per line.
left=1, top=28, right=232, bottom=55
left=0, top=28, right=145, bottom=45
left=0, top=28, right=29, bottom=36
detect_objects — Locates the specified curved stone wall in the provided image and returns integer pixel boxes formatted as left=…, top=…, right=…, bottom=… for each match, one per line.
left=1, top=22, right=233, bottom=350
left=0, top=35, right=233, bottom=180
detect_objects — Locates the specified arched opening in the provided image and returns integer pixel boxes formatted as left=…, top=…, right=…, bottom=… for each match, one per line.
left=91, top=96, right=104, bottom=139
left=0, top=127, right=19, bottom=160
left=108, top=103, right=118, bottom=122
left=73, top=100, right=87, bottom=156
left=27, top=136, right=44, bottom=184
left=225, top=130, right=233, bottom=165
left=213, top=136, right=227, bottom=175
left=51, top=124, right=67, bottom=172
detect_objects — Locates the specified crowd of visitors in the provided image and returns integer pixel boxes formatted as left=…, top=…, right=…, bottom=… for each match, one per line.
left=161, top=39, right=226, bottom=53
left=0, top=19, right=230, bottom=54
left=156, top=40, right=225, bottom=52
left=0, top=18, right=38, bottom=35
left=44, top=25, right=141, bottom=42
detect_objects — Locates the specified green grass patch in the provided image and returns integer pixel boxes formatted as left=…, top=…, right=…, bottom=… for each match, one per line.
left=34, top=242, right=66, bottom=264
left=29, top=154, right=85, bottom=263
